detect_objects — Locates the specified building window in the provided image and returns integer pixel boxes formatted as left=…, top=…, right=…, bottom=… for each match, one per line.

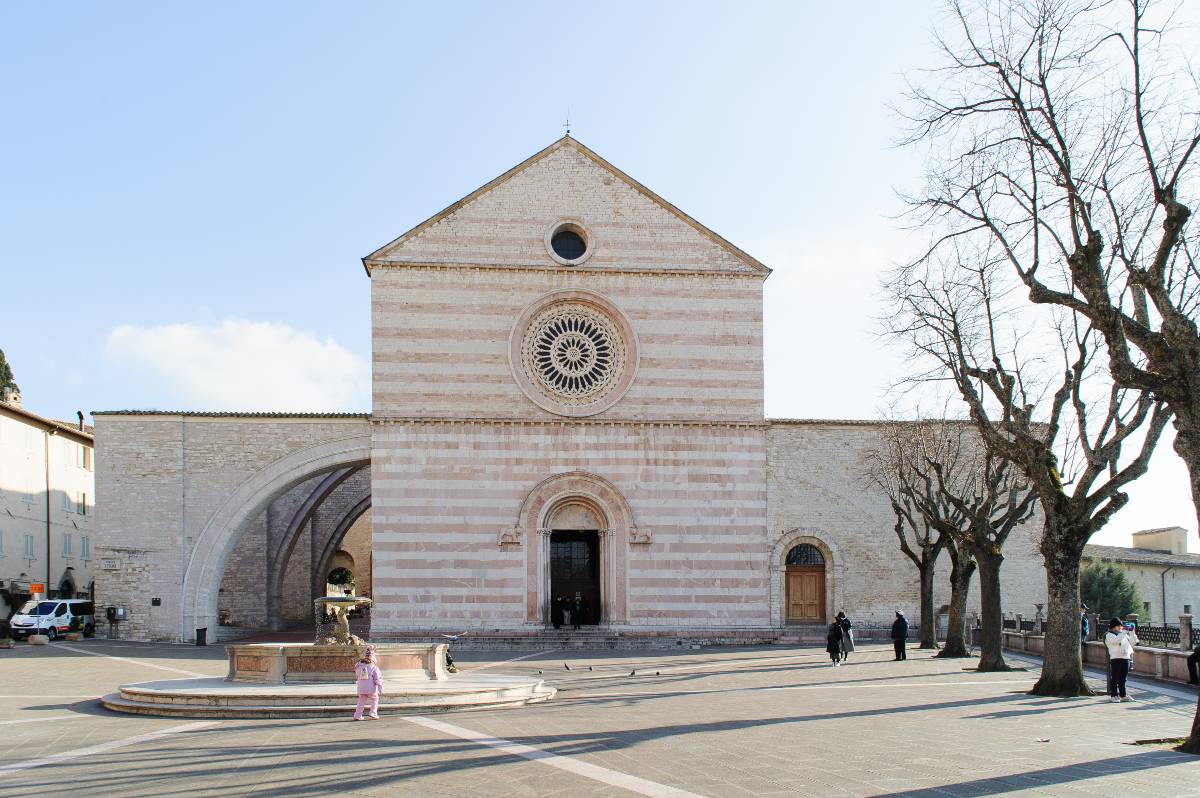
left=0, top=528, right=4, bottom=558
left=62, top=533, right=72, bottom=558
left=82, top=446, right=92, bottom=471
left=23, top=533, right=35, bottom=560
left=78, top=494, right=87, bottom=515
left=61, top=492, right=71, bottom=512
left=81, top=536, right=91, bottom=561
left=786, top=543, right=826, bottom=566
left=22, top=490, right=34, bottom=505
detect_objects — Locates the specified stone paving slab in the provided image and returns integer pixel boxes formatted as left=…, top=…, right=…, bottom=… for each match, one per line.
left=0, top=640, right=1197, bottom=797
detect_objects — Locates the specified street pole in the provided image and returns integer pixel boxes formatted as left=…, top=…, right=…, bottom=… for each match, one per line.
left=44, top=427, right=57, bottom=595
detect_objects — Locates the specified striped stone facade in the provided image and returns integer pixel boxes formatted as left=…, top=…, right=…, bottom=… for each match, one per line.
left=92, top=136, right=1046, bottom=641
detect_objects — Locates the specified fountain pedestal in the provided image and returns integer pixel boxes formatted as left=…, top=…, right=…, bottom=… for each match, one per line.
left=226, top=643, right=448, bottom=684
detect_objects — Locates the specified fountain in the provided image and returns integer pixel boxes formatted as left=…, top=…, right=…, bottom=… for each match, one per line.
left=101, top=597, right=556, bottom=718
left=314, top=595, right=372, bottom=645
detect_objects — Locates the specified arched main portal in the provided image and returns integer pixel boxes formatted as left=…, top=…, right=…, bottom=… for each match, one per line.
left=514, top=471, right=640, bottom=627
left=546, top=500, right=605, bottom=627
left=182, top=434, right=371, bottom=641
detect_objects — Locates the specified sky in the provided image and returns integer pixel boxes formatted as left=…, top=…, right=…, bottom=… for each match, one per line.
left=1, top=1, right=1195, bottom=550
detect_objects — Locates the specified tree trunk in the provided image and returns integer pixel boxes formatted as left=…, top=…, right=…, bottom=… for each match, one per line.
left=1031, top=524, right=1092, bottom=696
left=937, top=543, right=974, bottom=658
left=1170, top=418, right=1200, bottom=754
left=918, top=560, right=937, bottom=649
left=974, top=547, right=1009, bottom=671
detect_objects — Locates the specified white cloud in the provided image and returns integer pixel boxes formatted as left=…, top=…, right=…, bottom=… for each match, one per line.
left=105, top=319, right=369, bottom=412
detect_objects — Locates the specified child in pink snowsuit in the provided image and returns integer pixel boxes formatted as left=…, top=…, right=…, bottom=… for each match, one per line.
left=353, top=645, right=383, bottom=720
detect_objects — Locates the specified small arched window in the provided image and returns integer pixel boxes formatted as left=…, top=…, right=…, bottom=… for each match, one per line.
left=785, top=543, right=825, bottom=567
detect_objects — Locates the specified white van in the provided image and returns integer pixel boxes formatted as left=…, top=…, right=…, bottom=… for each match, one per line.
left=9, top=599, right=94, bottom=640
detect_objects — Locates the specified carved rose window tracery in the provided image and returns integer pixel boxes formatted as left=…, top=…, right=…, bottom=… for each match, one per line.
left=521, top=303, right=626, bottom=407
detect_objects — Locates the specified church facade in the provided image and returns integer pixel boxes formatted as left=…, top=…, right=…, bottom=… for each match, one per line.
left=93, top=137, right=1045, bottom=642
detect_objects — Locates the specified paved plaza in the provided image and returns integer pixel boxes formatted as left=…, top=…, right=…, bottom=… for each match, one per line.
left=0, top=640, right=1197, bottom=797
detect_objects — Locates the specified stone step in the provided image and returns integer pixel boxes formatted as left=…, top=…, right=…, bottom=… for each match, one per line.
left=374, top=629, right=787, bottom=650
left=102, top=675, right=556, bottom=718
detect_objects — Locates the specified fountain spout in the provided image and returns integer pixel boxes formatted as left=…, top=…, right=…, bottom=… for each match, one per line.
left=313, top=596, right=373, bottom=645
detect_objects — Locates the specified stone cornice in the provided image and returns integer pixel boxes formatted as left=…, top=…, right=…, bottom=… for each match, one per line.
left=369, top=416, right=767, bottom=429
left=363, top=259, right=769, bottom=280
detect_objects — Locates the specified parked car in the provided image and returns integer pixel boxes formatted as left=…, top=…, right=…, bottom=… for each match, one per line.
left=9, top=599, right=94, bottom=640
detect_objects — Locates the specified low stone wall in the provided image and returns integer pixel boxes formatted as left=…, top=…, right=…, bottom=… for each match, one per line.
left=1001, top=630, right=1197, bottom=686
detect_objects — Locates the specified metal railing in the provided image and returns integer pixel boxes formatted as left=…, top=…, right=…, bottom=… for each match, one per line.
left=1137, top=624, right=1181, bottom=647
left=1003, top=618, right=1017, bottom=630
left=1019, top=620, right=1036, bottom=632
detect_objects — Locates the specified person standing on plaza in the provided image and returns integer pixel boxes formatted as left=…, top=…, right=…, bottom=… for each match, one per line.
left=1104, top=617, right=1139, bottom=703
left=353, top=645, right=383, bottom=720
left=574, top=595, right=587, bottom=630
left=1080, top=604, right=1089, bottom=644
left=836, top=611, right=854, bottom=662
left=826, top=618, right=843, bottom=666
left=891, top=611, right=908, bottom=661
left=1187, top=642, right=1199, bottom=685
left=552, top=595, right=564, bottom=630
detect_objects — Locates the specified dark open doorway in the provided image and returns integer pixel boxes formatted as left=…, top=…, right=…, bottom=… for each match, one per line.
left=550, top=530, right=601, bottom=626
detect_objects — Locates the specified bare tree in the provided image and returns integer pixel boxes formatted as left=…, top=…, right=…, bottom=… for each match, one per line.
left=867, top=430, right=949, bottom=650
left=903, top=0, right=1199, bottom=748
left=938, top=533, right=978, bottom=657
left=919, top=425, right=1040, bottom=669
left=869, top=419, right=1037, bottom=665
left=886, top=253, right=1170, bottom=695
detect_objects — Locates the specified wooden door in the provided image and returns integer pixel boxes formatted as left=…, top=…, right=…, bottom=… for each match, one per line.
left=786, top=567, right=825, bottom=622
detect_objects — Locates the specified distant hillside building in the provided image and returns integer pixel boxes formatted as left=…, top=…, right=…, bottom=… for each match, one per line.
left=0, top=391, right=95, bottom=618
left=1083, top=527, right=1199, bottom=624
left=93, top=136, right=1047, bottom=642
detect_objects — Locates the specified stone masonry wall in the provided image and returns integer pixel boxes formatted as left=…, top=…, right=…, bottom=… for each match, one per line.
left=337, top=510, right=373, bottom=598
left=767, top=421, right=1046, bottom=629
left=93, top=414, right=370, bottom=640
left=372, top=267, right=764, bottom=424
left=371, top=420, right=767, bottom=632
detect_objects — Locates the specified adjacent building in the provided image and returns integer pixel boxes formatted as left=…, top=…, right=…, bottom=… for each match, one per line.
left=0, top=390, right=95, bottom=618
left=1083, top=527, right=1199, bottom=624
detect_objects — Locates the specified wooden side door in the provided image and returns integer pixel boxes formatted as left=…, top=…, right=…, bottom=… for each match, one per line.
left=786, top=567, right=825, bottom=622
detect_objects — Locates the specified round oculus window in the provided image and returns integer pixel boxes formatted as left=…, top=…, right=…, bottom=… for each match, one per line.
left=550, top=229, right=587, bottom=261
left=520, top=302, right=626, bottom=407
left=544, top=220, right=592, bottom=265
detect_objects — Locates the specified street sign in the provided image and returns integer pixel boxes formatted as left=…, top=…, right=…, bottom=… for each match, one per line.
left=29, top=583, right=45, bottom=595
left=101, top=558, right=119, bottom=570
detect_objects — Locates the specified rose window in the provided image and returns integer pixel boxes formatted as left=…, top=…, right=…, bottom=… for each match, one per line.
left=521, top=303, right=626, bottom=405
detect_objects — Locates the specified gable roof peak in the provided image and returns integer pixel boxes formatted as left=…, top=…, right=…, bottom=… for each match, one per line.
left=362, top=136, right=770, bottom=277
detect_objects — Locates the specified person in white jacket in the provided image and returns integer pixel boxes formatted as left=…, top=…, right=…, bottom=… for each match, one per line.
left=1104, top=617, right=1139, bottom=703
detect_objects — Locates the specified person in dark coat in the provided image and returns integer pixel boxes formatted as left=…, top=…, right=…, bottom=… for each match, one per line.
left=573, top=595, right=586, bottom=630
left=891, top=611, right=909, bottom=660
left=1080, top=604, right=1089, bottom=643
left=1187, top=643, right=1199, bottom=685
left=825, top=618, right=843, bottom=666
left=836, top=611, right=854, bottom=662
left=552, top=596, right=564, bottom=630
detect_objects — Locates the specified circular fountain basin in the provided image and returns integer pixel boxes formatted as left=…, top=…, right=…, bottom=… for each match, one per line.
left=101, top=674, right=556, bottom=718
left=227, top=642, right=446, bottom=684
left=102, top=641, right=555, bottom=718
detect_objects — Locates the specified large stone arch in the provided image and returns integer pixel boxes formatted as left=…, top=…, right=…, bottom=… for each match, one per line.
left=769, top=528, right=844, bottom=628
left=265, top=466, right=361, bottom=630
left=182, top=434, right=371, bottom=640
left=513, top=470, right=642, bottom=626
left=312, top=494, right=372, bottom=601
